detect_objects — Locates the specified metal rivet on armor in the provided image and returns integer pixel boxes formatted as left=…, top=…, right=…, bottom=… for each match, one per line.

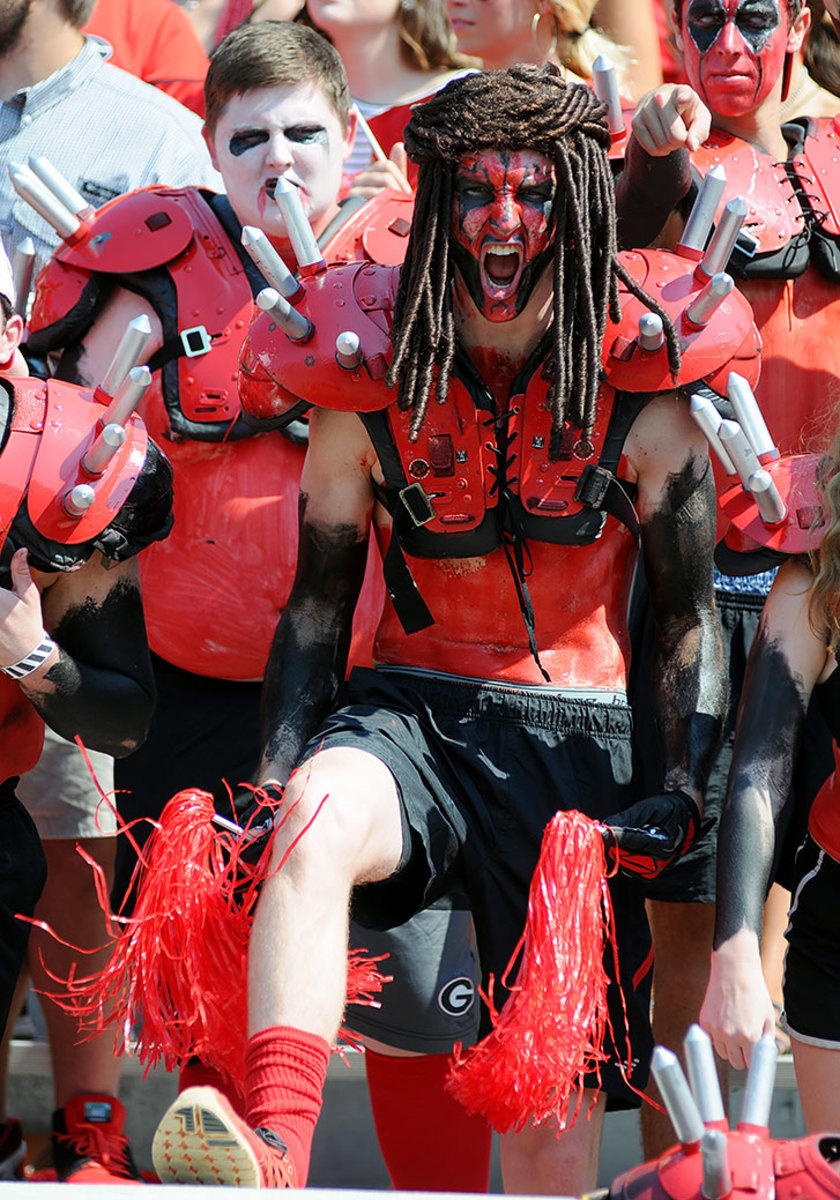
left=186, top=376, right=194, bottom=385
left=305, top=354, right=316, bottom=366
left=363, top=268, right=376, bottom=276
left=336, top=299, right=345, bottom=307
left=217, top=306, right=225, bottom=314
left=540, top=462, right=550, bottom=472
left=574, top=439, right=595, bottom=459
left=409, top=459, right=430, bottom=478
left=235, top=320, right=244, bottom=330
left=456, top=478, right=467, bottom=490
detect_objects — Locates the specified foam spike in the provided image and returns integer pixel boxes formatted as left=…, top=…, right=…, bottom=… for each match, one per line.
left=336, top=330, right=363, bottom=369
left=273, top=178, right=326, bottom=276
left=638, top=312, right=664, bottom=351
left=593, top=55, right=625, bottom=137
left=727, top=372, right=777, bottom=461
left=738, top=1033, right=778, bottom=1129
left=11, top=236, right=35, bottom=314
left=101, top=366, right=151, bottom=428
left=28, top=155, right=94, bottom=220
left=240, top=226, right=303, bottom=302
left=678, top=165, right=727, bottom=260
left=651, top=1045, right=705, bottom=1146
left=98, top=316, right=152, bottom=400
left=685, top=1024, right=726, bottom=1124
left=690, top=394, right=736, bottom=475
left=701, top=1128, right=733, bottom=1199
left=257, top=287, right=314, bottom=342
left=697, top=197, right=748, bottom=280
left=8, top=163, right=80, bottom=240
left=684, top=272, right=734, bottom=328
left=83, top=422, right=127, bottom=476
left=718, top=419, right=762, bottom=489
left=63, top=482, right=96, bottom=517
left=749, top=468, right=787, bottom=525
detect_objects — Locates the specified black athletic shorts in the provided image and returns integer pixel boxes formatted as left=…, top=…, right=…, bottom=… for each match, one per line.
left=303, top=666, right=655, bottom=1109
left=0, top=777, right=47, bottom=1034
left=782, top=833, right=840, bottom=1049
left=114, top=656, right=481, bottom=1053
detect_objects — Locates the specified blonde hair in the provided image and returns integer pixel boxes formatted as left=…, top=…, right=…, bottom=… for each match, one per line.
left=542, top=0, right=630, bottom=84
left=809, top=432, right=840, bottom=649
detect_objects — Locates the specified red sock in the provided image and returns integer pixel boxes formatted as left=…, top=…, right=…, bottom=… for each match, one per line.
left=178, top=1058, right=247, bottom=1117
left=244, top=1025, right=330, bottom=1186
left=365, top=1048, right=493, bottom=1192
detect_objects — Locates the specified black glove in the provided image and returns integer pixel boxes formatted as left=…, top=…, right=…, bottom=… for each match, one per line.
left=213, top=781, right=283, bottom=867
left=601, top=789, right=702, bottom=880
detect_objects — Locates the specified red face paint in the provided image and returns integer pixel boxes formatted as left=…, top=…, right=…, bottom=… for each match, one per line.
left=681, top=0, right=788, bottom=116
left=450, top=149, right=556, bottom=322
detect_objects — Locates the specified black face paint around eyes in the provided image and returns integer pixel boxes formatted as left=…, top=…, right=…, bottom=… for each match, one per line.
left=688, top=0, right=726, bottom=53
left=229, top=130, right=269, bottom=157
left=735, top=1, right=781, bottom=53
left=286, top=126, right=329, bottom=146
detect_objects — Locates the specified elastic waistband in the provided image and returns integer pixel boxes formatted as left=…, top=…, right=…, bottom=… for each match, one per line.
left=372, top=666, right=631, bottom=734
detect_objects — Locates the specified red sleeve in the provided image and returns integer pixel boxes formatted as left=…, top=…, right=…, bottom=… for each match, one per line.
left=84, top=0, right=209, bottom=117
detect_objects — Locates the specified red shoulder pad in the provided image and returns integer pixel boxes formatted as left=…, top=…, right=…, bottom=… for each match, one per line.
left=29, top=256, right=93, bottom=334
left=775, top=1136, right=840, bottom=1200
left=52, top=187, right=196, bottom=276
left=692, top=131, right=803, bottom=253
left=240, top=261, right=399, bottom=425
left=25, top=378, right=149, bottom=546
left=611, top=1129, right=774, bottom=1200
left=0, top=378, right=44, bottom=546
left=322, top=189, right=414, bottom=267
left=604, top=247, right=760, bottom=394
left=793, top=117, right=840, bottom=238
left=718, top=453, right=824, bottom=561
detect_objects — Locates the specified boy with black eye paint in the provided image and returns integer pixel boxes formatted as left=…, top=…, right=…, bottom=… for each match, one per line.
left=25, top=18, right=493, bottom=1193
left=614, top=0, right=840, bottom=1159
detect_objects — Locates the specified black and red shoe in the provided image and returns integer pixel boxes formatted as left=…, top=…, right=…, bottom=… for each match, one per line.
left=52, top=1094, right=144, bottom=1184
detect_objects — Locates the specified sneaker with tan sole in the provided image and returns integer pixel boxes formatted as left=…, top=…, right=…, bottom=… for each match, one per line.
left=152, top=1086, right=298, bottom=1187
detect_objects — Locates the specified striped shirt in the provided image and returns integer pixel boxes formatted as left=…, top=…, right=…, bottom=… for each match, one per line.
left=0, top=37, right=221, bottom=269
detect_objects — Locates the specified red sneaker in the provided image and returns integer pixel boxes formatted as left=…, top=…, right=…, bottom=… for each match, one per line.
left=52, top=1094, right=144, bottom=1184
left=152, top=1086, right=298, bottom=1187
left=0, top=1117, right=26, bottom=1179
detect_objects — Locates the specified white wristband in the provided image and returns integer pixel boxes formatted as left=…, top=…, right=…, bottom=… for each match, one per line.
left=2, top=633, right=58, bottom=680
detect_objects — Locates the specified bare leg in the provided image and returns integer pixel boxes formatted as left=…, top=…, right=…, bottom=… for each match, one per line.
left=791, top=1038, right=840, bottom=1132
left=248, top=747, right=405, bottom=1040
left=642, top=900, right=728, bottom=1158
left=500, top=1091, right=605, bottom=1195
left=30, top=838, right=120, bottom=1106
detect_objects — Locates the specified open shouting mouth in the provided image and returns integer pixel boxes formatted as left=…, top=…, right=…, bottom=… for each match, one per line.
left=480, top=241, right=524, bottom=300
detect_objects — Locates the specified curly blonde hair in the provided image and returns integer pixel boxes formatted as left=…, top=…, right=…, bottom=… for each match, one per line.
left=809, top=434, right=840, bottom=649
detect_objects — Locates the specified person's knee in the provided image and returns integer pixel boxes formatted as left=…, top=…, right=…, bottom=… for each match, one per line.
left=271, top=748, right=400, bottom=881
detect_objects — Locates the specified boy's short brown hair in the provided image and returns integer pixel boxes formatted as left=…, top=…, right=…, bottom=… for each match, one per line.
left=204, top=21, right=351, bottom=136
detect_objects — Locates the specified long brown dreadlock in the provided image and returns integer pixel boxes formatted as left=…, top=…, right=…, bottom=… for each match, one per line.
left=387, top=63, right=681, bottom=458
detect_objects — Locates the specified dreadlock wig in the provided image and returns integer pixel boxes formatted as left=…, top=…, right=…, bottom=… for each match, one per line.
left=388, top=62, right=678, bottom=458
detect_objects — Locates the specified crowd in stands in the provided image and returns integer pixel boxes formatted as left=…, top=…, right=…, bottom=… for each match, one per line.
left=0, top=0, right=839, bottom=1188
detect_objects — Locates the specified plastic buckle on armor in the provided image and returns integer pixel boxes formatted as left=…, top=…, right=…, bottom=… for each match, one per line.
left=179, top=325, right=212, bottom=358
left=398, top=482, right=436, bottom=527
left=574, top=463, right=612, bottom=509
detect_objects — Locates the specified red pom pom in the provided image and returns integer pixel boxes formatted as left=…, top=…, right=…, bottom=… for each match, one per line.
left=39, top=783, right=390, bottom=1087
left=448, top=809, right=624, bottom=1134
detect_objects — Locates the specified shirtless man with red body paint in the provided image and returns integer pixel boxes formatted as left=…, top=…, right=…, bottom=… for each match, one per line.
left=150, top=65, right=756, bottom=1193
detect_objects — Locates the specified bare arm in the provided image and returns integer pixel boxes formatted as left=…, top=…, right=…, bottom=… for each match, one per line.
left=593, top=0, right=664, bottom=100
left=259, top=406, right=378, bottom=785
left=701, top=559, right=827, bottom=1065
left=630, top=391, right=726, bottom=807
left=53, top=290, right=162, bottom=389
left=0, top=548, right=156, bottom=757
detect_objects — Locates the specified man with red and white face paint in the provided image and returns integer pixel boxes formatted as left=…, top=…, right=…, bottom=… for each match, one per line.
left=450, top=150, right=556, bottom=322
left=145, top=63, right=764, bottom=1196
left=615, top=0, right=840, bottom=1162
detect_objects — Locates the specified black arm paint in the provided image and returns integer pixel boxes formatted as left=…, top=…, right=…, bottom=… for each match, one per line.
left=642, top=454, right=727, bottom=803
left=30, top=577, right=156, bottom=757
left=260, top=492, right=369, bottom=784
left=714, top=626, right=808, bottom=946
left=614, top=136, right=692, bottom=251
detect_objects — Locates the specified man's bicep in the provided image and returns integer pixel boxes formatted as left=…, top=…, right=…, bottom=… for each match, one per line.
left=40, top=556, right=149, bottom=670
left=55, top=290, right=160, bottom=388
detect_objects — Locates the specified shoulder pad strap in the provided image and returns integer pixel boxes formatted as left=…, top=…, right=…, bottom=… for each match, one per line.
left=604, top=247, right=760, bottom=395
left=56, top=187, right=196, bottom=275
